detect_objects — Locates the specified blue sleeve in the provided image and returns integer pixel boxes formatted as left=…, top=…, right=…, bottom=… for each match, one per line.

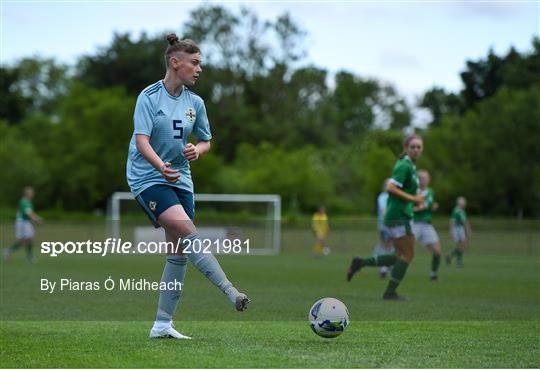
left=133, top=93, right=154, bottom=136
left=193, top=98, right=212, bottom=141
left=377, top=193, right=388, bottom=211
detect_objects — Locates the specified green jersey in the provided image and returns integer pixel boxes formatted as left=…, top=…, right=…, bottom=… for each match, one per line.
left=384, top=155, right=419, bottom=225
left=16, top=198, right=33, bottom=221
left=451, top=207, right=467, bottom=226
left=414, top=187, right=434, bottom=222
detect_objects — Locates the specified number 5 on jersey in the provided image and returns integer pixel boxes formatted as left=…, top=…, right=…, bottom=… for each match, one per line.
left=173, top=119, right=183, bottom=139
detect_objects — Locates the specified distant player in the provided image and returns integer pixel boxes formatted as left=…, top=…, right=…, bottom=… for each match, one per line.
left=446, top=196, right=471, bottom=267
left=312, top=206, right=329, bottom=257
left=412, top=169, right=442, bottom=281
left=373, top=179, right=395, bottom=278
left=3, top=187, right=42, bottom=263
left=126, top=34, right=249, bottom=339
left=347, top=134, right=424, bottom=300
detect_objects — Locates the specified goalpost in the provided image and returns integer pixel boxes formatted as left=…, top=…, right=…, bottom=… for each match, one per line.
left=107, top=192, right=281, bottom=255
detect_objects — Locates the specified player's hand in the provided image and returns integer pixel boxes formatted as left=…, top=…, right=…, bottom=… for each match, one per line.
left=183, top=143, right=199, bottom=161
left=413, top=194, right=425, bottom=205
left=432, top=202, right=440, bottom=211
left=160, top=162, right=180, bottom=183
left=415, top=203, right=427, bottom=211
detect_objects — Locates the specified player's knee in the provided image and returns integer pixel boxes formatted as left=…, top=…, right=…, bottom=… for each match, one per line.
left=164, top=223, right=197, bottom=240
left=403, top=248, right=414, bottom=262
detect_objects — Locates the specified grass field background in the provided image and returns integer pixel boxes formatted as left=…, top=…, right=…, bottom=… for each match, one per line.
left=1, top=218, right=539, bottom=367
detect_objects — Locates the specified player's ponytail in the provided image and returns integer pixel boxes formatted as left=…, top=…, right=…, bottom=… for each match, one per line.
left=166, top=33, right=179, bottom=45
left=399, top=134, right=422, bottom=159
left=164, top=33, right=200, bottom=68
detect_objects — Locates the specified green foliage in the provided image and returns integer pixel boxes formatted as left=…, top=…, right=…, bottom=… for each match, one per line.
left=231, top=143, right=335, bottom=212
left=0, top=68, right=30, bottom=124
left=460, top=38, right=540, bottom=109
left=77, top=32, right=164, bottom=95
left=48, top=84, right=134, bottom=209
left=422, top=85, right=540, bottom=216
left=419, top=86, right=463, bottom=127
left=0, top=58, right=68, bottom=124
left=0, top=85, right=134, bottom=210
left=361, top=130, right=403, bottom=206
left=0, top=121, right=50, bottom=207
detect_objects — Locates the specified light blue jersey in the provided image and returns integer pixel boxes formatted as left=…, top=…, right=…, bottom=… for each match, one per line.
left=377, top=192, right=389, bottom=229
left=127, top=80, right=212, bottom=196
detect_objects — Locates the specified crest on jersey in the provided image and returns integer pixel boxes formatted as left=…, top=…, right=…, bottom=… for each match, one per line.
left=185, top=107, right=196, bottom=123
left=149, top=201, right=157, bottom=212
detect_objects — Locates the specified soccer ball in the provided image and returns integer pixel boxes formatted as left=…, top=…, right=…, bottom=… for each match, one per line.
left=308, top=297, right=349, bottom=338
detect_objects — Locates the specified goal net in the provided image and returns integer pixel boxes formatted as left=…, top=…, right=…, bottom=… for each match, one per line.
left=107, top=192, right=281, bottom=255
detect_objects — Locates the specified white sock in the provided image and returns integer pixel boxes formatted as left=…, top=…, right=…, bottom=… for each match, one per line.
left=152, top=320, right=172, bottom=331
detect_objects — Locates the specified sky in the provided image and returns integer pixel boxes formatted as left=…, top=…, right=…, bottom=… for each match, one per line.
left=2, top=1, right=539, bottom=103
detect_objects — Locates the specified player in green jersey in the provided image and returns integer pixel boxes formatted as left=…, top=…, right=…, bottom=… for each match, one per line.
left=446, top=196, right=471, bottom=267
left=347, top=134, right=424, bottom=300
left=412, top=170, right=442, bottom=281
left=3, top=187, right=42, bottom=262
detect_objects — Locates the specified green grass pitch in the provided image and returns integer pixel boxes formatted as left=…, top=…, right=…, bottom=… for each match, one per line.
left=1, top=221, right=539, bottom=368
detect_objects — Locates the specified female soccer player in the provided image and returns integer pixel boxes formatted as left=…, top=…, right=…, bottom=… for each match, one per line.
left=446, top=196, right=471, bottom=267
left=373, top=179, right=394, bottom=279
left=126, top=34, right=250, bottom=339
left=347, top=134, right=424, bottom=300
left=312, top=206, right=329, bottom=257
left=412, top=169, right=442, bottom=281
left=3, top=186, right=42, bottom=263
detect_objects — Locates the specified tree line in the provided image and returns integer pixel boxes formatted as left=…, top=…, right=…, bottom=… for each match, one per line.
left=1, top=5, right=539, bottom=217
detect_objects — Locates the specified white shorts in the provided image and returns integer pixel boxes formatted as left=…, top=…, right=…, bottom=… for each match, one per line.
left=386, top=220, right=413, bottom=239
left=452, top=226, right=466, bottom=243
left=413, top=222, right=439, bottom=246
left=15, top=220, right=35, bottom=239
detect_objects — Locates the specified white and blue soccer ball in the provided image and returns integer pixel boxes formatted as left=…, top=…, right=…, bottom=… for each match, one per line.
left=308, top=297, right=349, bottom=338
